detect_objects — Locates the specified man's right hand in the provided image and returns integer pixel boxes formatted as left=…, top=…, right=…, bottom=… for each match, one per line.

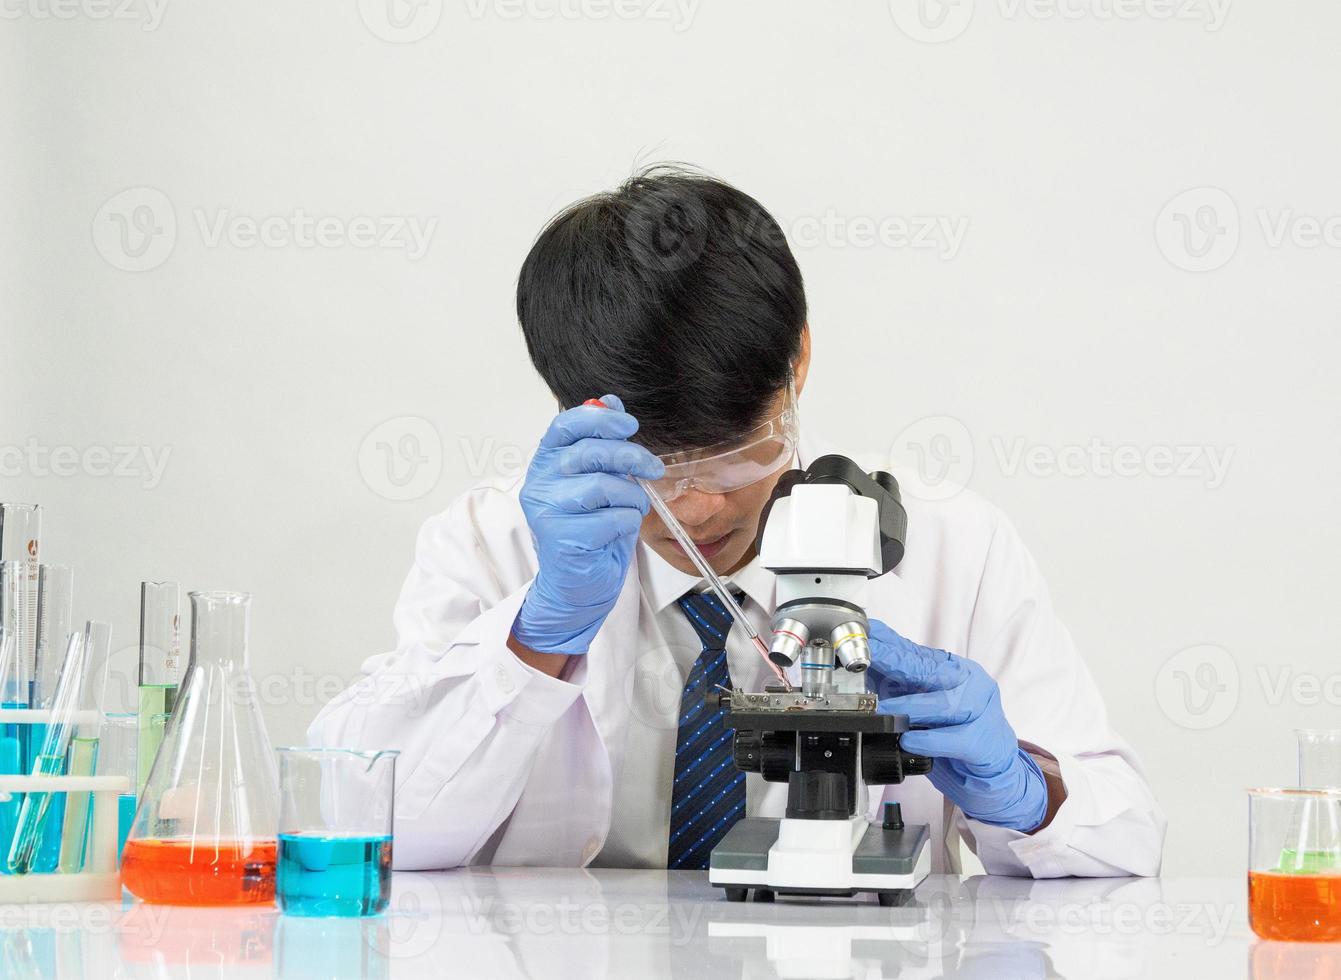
left=511, top=394, right=664, bottom=656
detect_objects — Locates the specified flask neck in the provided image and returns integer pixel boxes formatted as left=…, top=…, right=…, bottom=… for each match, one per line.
left=189, top=592, right=252, bottom=669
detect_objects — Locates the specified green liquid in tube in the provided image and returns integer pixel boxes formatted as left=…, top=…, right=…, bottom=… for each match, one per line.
left=57, top=736, right=99, bottom=873
left=1276, top=848, right=1341, bottom=874
left=23, top=721, right=65, bottom=874
left=136, top=684, right=176, bottom=795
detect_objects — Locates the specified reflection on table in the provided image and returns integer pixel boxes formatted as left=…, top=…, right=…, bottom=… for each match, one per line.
left=0, top=870, right=1334, bottom=979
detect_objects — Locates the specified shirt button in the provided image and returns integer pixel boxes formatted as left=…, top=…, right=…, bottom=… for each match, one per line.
left=495, top=665, right=515, bottom=693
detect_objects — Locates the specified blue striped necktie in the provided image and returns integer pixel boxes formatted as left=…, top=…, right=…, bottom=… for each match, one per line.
left=667, top=590, right=747, bottom=870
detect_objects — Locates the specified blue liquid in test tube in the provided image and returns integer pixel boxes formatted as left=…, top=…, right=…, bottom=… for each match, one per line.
left=23, top=721, right=67, bottom=873
left=116, top=794, right=135, bottom=861
left=0, top=708, right=57, bottom=874
left=0, top=704, right=21, bottom=871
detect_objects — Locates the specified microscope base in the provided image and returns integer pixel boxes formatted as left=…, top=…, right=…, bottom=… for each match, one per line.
left=708, top=815, right=930, bottom=905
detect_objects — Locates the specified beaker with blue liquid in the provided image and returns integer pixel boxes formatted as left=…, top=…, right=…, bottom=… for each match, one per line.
left=276, top=746, right=398, bottom=918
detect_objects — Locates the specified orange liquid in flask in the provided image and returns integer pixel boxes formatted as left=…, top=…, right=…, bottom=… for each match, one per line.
left=121, top=838, right=278, bottom=906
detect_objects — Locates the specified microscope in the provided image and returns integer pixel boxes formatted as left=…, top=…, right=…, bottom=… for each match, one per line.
left=708, top=455, right=933, bottom=906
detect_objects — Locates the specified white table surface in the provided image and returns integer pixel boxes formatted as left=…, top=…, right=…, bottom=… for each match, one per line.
left=0, top=870, right=1335, bottom=979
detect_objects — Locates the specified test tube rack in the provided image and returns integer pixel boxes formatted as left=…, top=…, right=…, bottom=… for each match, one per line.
left=0, top=709, right=129, bottom=903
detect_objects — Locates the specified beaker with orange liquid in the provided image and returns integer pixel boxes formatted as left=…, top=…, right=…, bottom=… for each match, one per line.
left=121, top=591, right=279, bottom=906
left=1249, top=788, right=1341, bottom=942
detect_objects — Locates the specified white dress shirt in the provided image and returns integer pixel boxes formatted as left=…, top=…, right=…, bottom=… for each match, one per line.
left=308, top=430, right=1166, bottom=877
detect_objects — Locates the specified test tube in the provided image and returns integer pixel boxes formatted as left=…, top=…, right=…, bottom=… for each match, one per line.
left=0, top=563, right=35, bottom=855
left=57, top=621, right=113, bottom=873
left=0, top=505, right=40, bottom=693
left=0, top=561, right=33, bottom=710
left=6, top=626, right=91, bottom=874
left=137, top=582, right=181, bottom=795
left=28, top=567, right=76, bottom=873
left=0, top=628, right=20, bottom=865
left=96, top=712, right=137, bottom=863
left=34, top=565, right=74, bottom=710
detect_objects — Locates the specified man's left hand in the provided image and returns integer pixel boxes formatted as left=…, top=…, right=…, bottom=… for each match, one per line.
left=866, top=619, right=1049, bottom=833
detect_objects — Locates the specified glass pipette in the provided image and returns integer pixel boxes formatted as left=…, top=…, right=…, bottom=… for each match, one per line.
left=635, top=481, right=786, bottom=678
left=581, top=399, right=791, bottom=690
left=637, top=482, right=790, bottom=689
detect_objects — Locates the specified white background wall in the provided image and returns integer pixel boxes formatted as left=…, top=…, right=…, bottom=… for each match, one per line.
left=3, top=0, right=1339, bottom=878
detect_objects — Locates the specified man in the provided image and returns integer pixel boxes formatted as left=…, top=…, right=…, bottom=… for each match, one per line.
left=310, top=167, right=1165, bottom=877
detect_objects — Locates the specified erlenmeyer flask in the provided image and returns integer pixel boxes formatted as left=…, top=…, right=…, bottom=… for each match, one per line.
left=1298, top=729, right=1341, bottom=788
left=121, top=591, right=280, bottom=905
left=1285, top=729, right=1341, bottom=873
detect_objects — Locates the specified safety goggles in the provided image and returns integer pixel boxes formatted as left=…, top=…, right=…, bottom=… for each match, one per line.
left=645, top=383, right=799, bottom=503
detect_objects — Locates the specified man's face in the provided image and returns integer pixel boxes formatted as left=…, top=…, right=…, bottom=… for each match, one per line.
left=638, top=386, right=794, bottom=577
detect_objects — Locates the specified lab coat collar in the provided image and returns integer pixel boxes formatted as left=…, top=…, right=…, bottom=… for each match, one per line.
left=635, top=429, right=830, bottom=615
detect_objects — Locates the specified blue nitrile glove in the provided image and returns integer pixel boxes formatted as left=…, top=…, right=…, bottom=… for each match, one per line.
left=866, top=619, right=1049, bottom=832
left=512, top=394, right=665, bottom=654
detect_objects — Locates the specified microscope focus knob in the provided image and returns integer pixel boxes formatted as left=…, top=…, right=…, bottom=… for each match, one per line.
left=784, top=771, right=850, bottom=820
left=732, top=731, right=762, bottom=772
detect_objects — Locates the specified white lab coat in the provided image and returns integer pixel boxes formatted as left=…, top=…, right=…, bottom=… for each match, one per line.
left=309, top=433, right=1166, bottom=878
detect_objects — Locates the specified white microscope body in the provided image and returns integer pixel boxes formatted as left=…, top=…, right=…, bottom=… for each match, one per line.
left=707, top=456, right=931, bottom=906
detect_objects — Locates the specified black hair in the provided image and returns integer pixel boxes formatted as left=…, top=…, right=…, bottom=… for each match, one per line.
left=516, top=165, right=807, bottom=453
